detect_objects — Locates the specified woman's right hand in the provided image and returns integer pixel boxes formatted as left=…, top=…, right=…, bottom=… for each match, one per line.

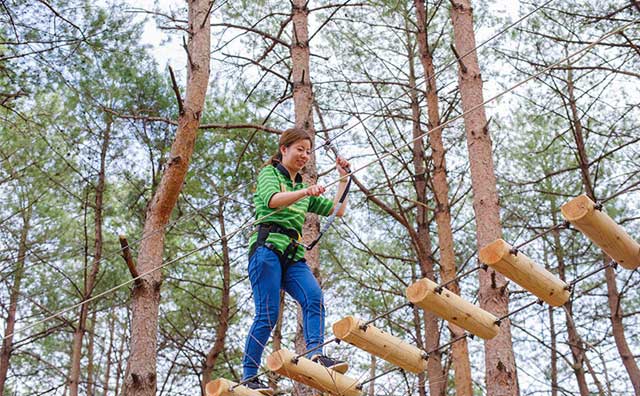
left=304, top=184, right=325, bottom=197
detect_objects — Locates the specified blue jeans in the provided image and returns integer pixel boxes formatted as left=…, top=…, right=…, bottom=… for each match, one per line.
left=242, top=246, right=326, bottom=380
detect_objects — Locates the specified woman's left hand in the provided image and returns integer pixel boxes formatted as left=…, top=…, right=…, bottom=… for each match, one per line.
left=336, top=157, right=351, bottom=177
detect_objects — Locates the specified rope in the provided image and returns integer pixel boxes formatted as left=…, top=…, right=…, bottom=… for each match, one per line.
left=5, top=13, right=636, bottom=343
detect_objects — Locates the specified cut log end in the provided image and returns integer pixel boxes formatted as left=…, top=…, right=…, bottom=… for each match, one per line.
left=332, top=316, right=358, bottom=339
left=206, top=379, right=227, bottom=396
left=562, top=194, right=640, bottom=270
left=406, top=278, right=429, bottom=303
left=206, top=378, right=264, bottom=396
left=479, top=238, right=510, bottom=264
left=266, top=351, right=286, bottom=372
left=560, top=194, right=593, bottom=221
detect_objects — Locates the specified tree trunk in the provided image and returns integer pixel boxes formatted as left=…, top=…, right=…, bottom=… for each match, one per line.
left=122, top=2, right=211, bottom=395
left=565, top=65, right=640, bottom=394
left=115, top=319, right=127, bottom=396
left=102, top=309, right=116, bottom=396
left=291, top=0, right=320, bottom=274
left=87, top=310, right=97, bottom=396
left=544, top=246, right=559, bottom=396
left=201, top=199, right=231, bottom=394
left=412, top=302, right=427, bottom=396
left=69, top=116, right=110, bottom=396
left=291, top=2, right=319, bottom=395
left=0, top=206, right=31, bottom=395
left=406, top=27, right=445, bottom=396
left=550, top=197, right=590, bottom=396
left=414, top=1, right=473, bottom=395
left=449, top=1, right=519, bottom=395
left=368, top=355, right=376, bottom=396
left=604, top=266, right=640, bottom=392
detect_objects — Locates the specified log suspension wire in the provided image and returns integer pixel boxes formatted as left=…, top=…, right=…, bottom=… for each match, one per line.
left=5, top=17, right=637, bottom=342
left=509, top=222, right=570, bottom=254
left=435, top=264, right=486, bottom=294
left=494, top=299, right=544, bottom=326
left=360, top=302, right=413, bottom=329
left=356, top=367, right=403, bottom=390
left=567, top=260, right=616, bottom=289
left=425, top=332, right=472, bottom=358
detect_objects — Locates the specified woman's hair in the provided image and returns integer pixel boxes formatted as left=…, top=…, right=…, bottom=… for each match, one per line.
left=269, top=127, right=313, bottom=166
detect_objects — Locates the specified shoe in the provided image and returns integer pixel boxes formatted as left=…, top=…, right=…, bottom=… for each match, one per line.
left=244, top=378, right=275, bottom=395
left=311, top=354, right=349, bottom=374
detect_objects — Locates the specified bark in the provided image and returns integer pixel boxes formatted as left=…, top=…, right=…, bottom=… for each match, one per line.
left=291, top=2, right=319, bottom=395
left=69, top=115, right=110, bottom=396
left=449, top=1, right=519, bottom=394
left=122, top=2, right=211, bottom=395
left=87, top=310, right=97, bottom=396
left=414, top=1, right=473, bottom=395
left=102, top=309, right=116, bottom=396
left=114, top=320, right=127, bottom=396
left=291, top=0, right=320, bottom=276
left=0, top=206, right=31, bottom=395
left=604, top=266, right=640, bottom=392
left=406, top=27, right=445, bottom=396
left=368, top=355, right=377, bottom=396
left=550, top=198, right=590, bottom=396
left=201, top=199, right=231, bottom=394
left=548, top=304, right=558, bottom=396
left=545, top=249, right=558, bottom=396
left=412, top=303, right=427, bottom=396
left=565, top=65, right=640, bottom=393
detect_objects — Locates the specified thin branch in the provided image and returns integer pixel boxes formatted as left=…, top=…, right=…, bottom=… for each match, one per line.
left=210, top=23, right=290, bottom=48
left=168, top=66, right=184, bottom=116
left=119, top=236, right=141, bottom=285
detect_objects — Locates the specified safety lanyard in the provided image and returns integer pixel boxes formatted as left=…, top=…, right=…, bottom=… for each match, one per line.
left=297, top=139, right=352, bottom=251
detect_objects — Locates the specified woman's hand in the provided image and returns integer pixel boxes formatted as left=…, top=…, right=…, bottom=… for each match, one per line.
left=305, top=184, right=326, bottom=197
left=336, top=157, right=351, bottom=177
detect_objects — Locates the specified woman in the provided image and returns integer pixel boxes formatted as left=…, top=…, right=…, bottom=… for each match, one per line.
left=242, top=128, right=350, bottom=392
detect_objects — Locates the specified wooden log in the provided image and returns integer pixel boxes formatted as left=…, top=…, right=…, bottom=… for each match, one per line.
left=561, top=194, right=640, bottom=270
left=266, top=349, right=361, bottom=396
left=205, top=378, right=267, bottom=396
left=479, top=239, right=570, bottom=306
left=332, top=316, right=427, bottom=374
left=406, top=278, right=499, bottom=340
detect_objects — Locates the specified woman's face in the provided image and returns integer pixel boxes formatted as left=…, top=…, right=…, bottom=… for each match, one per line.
left=280, top=138, right=311, bottom=173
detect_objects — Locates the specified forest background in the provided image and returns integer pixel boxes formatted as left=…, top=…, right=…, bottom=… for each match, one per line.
left=1, top=0, right=639, bottom=395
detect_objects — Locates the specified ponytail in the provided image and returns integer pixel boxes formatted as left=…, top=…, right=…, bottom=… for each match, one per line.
left=269, top=152, right=283, bottom=166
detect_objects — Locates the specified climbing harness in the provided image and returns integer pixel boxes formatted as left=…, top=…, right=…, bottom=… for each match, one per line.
left=249, top=222, right=301, bottom=278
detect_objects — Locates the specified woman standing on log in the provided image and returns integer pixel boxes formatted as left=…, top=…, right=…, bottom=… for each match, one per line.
left=242, top=127, right=350, bottom=392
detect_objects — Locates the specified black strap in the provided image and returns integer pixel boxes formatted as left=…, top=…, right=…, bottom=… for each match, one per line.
left=249, top=223, right=301, bottom=281
left=248, top=223, right=300, bottom=259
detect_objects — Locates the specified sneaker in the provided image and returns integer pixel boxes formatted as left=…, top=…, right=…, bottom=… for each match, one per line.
left=244, top=378, right=274, bottom=395
left=311, top=354, right=349, bottom=374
